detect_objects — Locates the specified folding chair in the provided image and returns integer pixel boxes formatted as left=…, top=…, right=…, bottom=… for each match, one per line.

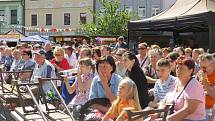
left=0, top=70, right=33, bottom=120
left=124, top=104, right=172, bottom=121
left=37, top=77, right=75, bottom=121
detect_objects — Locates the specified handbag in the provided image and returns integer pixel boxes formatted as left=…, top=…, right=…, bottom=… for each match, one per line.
left=169, top=77, right=193, bottom=115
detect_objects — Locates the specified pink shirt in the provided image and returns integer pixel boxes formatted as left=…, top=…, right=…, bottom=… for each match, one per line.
left=165, top=78, right=206, bottom=120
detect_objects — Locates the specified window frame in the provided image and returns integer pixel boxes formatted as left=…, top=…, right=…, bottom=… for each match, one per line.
left=45, top=14, right=52, bottom=26
left=10, top=9, right=17, bottom=24
left=80, top=13, right=87, bottom=24
left=64, top=13, right=70, bottom=25
left=31, top=14, right=37, bottom=26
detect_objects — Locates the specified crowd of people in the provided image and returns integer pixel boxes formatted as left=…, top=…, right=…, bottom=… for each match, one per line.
left=0, top=36, right=214, bottom=121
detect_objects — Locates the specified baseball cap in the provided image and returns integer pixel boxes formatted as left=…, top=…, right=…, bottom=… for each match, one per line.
left=33, top=49, right=46, bottom=56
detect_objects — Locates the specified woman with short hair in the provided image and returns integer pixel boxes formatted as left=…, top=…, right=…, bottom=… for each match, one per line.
left=89, top=56, right=122, bottom=112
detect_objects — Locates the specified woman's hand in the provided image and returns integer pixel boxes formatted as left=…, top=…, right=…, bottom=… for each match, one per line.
left=98, top=68, right=108, bottom=86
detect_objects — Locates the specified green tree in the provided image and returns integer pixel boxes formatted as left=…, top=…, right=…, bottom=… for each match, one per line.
left=83, top=0, right=134, bottom=37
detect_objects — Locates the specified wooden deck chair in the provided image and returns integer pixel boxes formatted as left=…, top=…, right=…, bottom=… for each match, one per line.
left=124, top=104, right=172, bottom=121
left=38, top=78, right=75, bottom=121
left=0, top=70, right=33, bottom=94
left=14, top=81, right=48, bottom=121
left=0, top=70, right=33, bottom=120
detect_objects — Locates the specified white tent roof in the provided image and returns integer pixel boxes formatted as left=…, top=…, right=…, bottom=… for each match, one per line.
left=131, top=0, right=215, bottom=23
left=20, top=35, right=50, bottom=43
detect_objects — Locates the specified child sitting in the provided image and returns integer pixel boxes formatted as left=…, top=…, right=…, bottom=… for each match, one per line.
left=102, top=77, right=142, bottom=121
left=66, top=58, right=94, bottom=106
left=148, top=58, right=177, bottom=108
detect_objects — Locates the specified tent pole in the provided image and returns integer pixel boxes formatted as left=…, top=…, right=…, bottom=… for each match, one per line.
left=127, top=30, right=130, bottom=50
left=209, top=24, right=215, bottom=53
left=173, top=31, right=179, bottom=47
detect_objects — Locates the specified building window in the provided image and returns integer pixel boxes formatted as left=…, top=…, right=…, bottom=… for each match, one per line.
left=11, top=10, right=17, bottom=24
left=138, top=6, right=146, bottom=18
left=125, top=6, right=132, bottom=14
left=80, top=13, right=87, bottom=24
left=64, top=13, right=70, bottom=25
left=0, top=10, right=4, bottom=17
left=46, top=14, right=52, bottom=25
left=151, top=6, right=160, bottom=16
left=31, top=14, right=37, bottom=26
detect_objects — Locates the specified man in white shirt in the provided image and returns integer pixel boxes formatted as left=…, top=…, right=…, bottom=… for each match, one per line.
left=136, top=42, right=150, bottom=69
left=64, top=46, right=77, bottom=68
left=32, top=49, right=56, bottom=93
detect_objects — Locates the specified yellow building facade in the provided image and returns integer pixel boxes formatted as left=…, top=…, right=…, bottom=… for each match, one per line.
left=25, top=0, right=94, bottom=36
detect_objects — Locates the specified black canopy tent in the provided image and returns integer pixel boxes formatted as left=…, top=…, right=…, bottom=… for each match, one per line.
left=128, top=0, right=215, bottom=52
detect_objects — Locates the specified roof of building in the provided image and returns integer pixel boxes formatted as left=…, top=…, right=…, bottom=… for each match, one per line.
left=128, top=0, right=215, bottom=32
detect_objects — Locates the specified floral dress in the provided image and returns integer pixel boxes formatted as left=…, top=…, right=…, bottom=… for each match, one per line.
left=70, top=73, right=94, bottom=105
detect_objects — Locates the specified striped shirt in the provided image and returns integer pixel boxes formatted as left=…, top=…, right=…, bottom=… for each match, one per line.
left=154, top=75, right=177, bottom=101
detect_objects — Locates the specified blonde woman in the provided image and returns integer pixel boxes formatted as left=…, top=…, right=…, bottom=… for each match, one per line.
left=51, top=47, right=71, bottom=93
left=51, top=47, right=71, bottom=72
left=102, top=77, right=142, bottom=121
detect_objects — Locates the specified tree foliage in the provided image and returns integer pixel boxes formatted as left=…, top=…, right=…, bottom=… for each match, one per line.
left=83, top=0, right=133, bottom=37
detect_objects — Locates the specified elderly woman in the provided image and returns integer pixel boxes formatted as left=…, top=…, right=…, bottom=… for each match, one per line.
left=10, top=49, right=24, bottom=71
left=150, top=56, right=206, bottom=121
left=51, top=47, right=72, bottom=103
left=89, top=56, right=122, bottom=112
left=21, top=49, right=35, bottom=70
left=4, top=47, right=14, bottom=71
left=143, top=48, right=163, bottom=88
left=51, top=47, right=71, bottom=72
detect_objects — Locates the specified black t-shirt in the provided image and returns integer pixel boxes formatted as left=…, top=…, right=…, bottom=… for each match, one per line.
left=45, top=50, right=54, bottom=61
left=127, top=66, right=149, bottom=109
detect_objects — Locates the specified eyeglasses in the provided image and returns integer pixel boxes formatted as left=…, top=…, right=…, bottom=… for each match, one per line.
left=22, top=54, right=27, bottom=56
left=138, top=48, right=146, bottom=50
left=55, top=54, right=61, bottom=56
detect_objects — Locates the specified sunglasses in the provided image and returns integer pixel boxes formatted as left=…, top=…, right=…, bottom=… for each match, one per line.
left=22, top=53, right=27, bottom=56
left=138, top=48, right=146, bottom=50
left=55, top=54, right=61, bottom=56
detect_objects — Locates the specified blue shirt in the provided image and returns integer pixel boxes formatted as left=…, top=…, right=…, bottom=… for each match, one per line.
left=61, top=76, right=76, bottom=104
left=89, top=73, right=122, bottom=100
left=154, top=75, right=177, bottom=101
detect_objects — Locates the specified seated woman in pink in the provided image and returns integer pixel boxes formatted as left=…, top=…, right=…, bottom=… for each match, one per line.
left=150, top=56, right=206, bottom=121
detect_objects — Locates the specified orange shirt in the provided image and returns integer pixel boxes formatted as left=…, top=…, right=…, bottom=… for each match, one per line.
left=107, top=99, right=138, bottom=120
left=206, top=71, right=215, bottom=109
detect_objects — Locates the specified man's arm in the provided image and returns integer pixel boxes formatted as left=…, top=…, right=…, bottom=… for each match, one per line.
left=205, top=83, right=215, bottom=98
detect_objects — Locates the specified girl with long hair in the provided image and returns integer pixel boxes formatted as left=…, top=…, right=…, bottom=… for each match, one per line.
left=102, top=77, right=142, bottom=121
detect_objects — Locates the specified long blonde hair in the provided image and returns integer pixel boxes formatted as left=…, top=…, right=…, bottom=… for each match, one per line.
left=112, top=77, right=142, bottom=115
